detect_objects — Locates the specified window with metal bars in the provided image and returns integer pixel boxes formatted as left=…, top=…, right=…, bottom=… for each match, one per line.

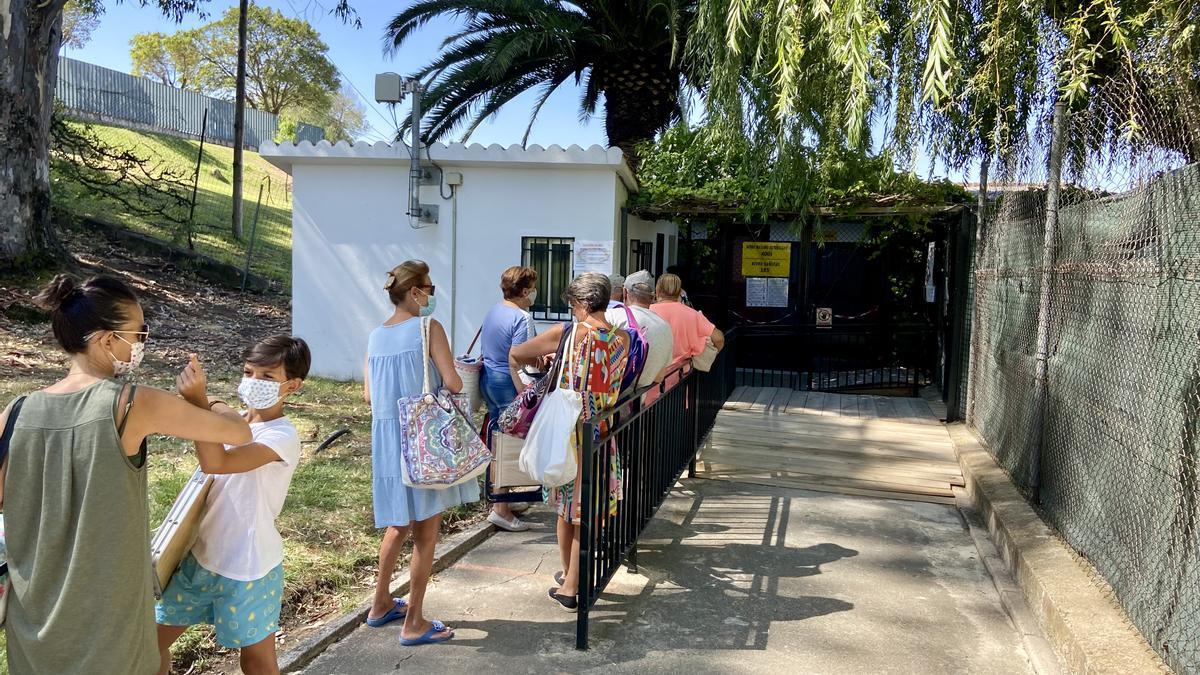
left=521, top=236, right=574, bottom=320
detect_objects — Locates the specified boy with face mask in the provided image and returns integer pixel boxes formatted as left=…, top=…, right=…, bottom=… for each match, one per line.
left=155, top=335, right=312, bottom=675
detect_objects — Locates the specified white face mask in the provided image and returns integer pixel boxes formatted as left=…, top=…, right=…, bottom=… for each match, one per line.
left=238, top=377, right=285, bottom=410
left=527, top=289, right=538, bottom=304
left=109, top=334, right=145, bottom=376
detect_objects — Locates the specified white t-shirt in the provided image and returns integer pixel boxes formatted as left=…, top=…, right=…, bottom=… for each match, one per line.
left=605, top=302, right=675, bottom=387
left=191, top=416, right=302, bottom=581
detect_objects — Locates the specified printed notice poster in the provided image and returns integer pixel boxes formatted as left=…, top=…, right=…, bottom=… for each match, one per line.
left=924, top=242, right=936, bottom=303
left=746, top=277, right=789, bottom=307
left=741, top=242, right=791, bottom=277
left=574, top=240, right=614, bottom=275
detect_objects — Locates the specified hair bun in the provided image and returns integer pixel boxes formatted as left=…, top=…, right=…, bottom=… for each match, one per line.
left=34, top=274, right=81, bottom=311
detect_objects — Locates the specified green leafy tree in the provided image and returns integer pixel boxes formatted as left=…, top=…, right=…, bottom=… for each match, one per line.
left=197, top=3, right=339, bottom=115
left=61, top=0, right=103, bottom=50
left=693, top=0, right=1200, bottom=170
left=1, top=0, right=213, bottom=266
left=129, top=29, right=208, bottom=89
left=303, top=85, right=369, bottom=143
left=384, top=0, right=697, bottom=160
left=2, top=0, right=358, bottom=266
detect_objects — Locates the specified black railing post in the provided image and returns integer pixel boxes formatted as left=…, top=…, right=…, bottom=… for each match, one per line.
left=576, top=419, right=595, bottom=651
left=689, top=372, right=700, bottom=478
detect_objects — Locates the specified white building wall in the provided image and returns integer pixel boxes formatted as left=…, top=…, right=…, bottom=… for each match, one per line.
left=449, top=166, right=621, bottom=354
left=625, top=215, right=679, bottom=275
left=290, top=161, right=624, bottom=380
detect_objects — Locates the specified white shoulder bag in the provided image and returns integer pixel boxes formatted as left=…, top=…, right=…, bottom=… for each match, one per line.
left=519, top=323, right=584, bottom=488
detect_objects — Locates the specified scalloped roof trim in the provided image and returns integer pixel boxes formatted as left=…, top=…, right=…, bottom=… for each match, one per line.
left=260, top=140, right=636, bottom=190
left=262, top=140, right=622, bottom=163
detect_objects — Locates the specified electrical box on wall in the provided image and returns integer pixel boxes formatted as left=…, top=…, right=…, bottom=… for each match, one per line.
left=446, top=172, right=464, bottom=186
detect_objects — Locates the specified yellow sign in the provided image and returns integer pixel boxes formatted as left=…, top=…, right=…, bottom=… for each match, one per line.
left=741, top=242, right=791, bottom=277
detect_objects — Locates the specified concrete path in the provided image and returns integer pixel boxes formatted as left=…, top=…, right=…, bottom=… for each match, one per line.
left=302, top=479, right=1034, bottom=674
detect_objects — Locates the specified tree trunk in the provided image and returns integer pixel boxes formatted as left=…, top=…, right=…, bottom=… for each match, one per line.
left=596, top=48, right=682, bottom=171
left=0, top=0, right=68, bottom=266
left=231, top=0, right=249, bottom=240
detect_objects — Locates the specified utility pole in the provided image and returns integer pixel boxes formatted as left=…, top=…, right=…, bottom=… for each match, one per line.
left=231, top=0, right=249, bottom=239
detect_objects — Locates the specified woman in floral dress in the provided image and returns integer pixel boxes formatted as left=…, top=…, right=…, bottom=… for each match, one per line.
left=509, top=272, right=628, bottom=611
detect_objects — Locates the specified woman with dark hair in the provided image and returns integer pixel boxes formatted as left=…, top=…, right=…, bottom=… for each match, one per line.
left=0, top=274, right=252, bottom=674
left=509, top=272, right=629, bottom=612
left=362, top=260, right=477, bottom=646
left=479, top=265, right=538, bottom=531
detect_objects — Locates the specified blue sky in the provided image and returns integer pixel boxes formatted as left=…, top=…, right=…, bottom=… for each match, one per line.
left=70, top=1, right=965, bottom=182
left=70, top=0, right=606, bottom=147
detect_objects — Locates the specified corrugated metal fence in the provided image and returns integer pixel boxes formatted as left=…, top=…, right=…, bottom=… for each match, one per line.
left=56, top=57, right=323, bottom=148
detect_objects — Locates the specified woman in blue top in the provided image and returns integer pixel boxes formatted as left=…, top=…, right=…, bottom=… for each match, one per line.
left=479, top=265, right=538, bottom=531
left=362, top=260, right=476, bottom=646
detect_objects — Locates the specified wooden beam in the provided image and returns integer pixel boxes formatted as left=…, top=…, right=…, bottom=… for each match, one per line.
left=694, top=474, right=958, bottom=506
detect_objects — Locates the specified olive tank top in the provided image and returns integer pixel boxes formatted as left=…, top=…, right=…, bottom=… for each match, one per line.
left=3, top=379, right=156, bottom=675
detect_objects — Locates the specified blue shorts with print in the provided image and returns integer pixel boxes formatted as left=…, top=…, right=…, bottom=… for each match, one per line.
left=155, top=553, right=284, bottom=649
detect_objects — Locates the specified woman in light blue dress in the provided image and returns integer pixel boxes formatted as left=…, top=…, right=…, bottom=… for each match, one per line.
left=362, top=260, right=477, bottom=646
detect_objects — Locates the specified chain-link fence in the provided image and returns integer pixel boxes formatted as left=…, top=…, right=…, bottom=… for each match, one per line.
left=51, top=113, right=293, bottom=289
left=967, top=75, right=1200, bottom=672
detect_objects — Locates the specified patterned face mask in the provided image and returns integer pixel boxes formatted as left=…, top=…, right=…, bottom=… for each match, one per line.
left=238, top=377, right=284, bottom=410
left=109, top=334, right=145, bottom=376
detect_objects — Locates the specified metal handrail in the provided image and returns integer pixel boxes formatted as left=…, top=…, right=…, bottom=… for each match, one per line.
left=574, top=334, right=737, bottom=649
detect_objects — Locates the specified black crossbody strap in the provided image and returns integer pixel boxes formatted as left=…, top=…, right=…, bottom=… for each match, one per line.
left=1, top=396, right=28, bottom=468
left=116, top=384, right=137, bottom=437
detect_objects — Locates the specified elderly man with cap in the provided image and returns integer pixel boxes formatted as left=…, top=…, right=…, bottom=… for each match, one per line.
left=607, top=274, right=626, bottom=306
left=610, top=270, right=674, bottom=387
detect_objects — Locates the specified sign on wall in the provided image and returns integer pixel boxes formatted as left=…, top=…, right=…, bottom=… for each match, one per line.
left=741, top=242, right=791, bottom=277
left=746, top=277, right=789, bottom=307
left=925, top=242, right=936, bottom=303
left=574, top=240, right=614, bottom=275
left=816, top=307, right=833, bottom=328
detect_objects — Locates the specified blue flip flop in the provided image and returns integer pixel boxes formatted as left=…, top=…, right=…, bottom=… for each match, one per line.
left=365, top=598, right=408, bottom=628
left=400, top=620, right=454, bottom=646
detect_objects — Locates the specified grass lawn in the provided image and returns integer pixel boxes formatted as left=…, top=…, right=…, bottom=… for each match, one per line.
left=0, top=228, right=486, bottom=673
left=51, top=119, right=294, bottom=288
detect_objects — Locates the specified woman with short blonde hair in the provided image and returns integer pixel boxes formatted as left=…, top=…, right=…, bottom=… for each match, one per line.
left=651, top=273, right=724, bottom=366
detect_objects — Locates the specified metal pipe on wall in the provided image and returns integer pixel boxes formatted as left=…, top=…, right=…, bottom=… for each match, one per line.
left=409, top=89, right=424, bottom=227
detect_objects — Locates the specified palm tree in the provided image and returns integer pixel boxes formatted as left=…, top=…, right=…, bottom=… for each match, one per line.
left=385, top=0, right=696, bottom=160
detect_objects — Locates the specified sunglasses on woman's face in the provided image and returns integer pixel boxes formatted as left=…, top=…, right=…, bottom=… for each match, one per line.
left=113, top=324, right=150, bottom=343
left=417, top=285, right=436, bottom=297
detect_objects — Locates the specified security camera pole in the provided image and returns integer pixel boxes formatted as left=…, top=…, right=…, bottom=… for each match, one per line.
left=374, top=73, right=436, bottom=225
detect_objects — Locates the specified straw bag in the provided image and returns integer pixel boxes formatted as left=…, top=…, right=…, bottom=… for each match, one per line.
left=454, top=327, right=484, bottom=413
left=519, top=324, right=586, bottom=488
left=491, top=432, right=540, bottom=488
left=398, top=318, right=492, bottom=489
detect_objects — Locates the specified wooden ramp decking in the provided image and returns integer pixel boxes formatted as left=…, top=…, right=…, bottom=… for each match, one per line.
left=695, top=386, right=964, bottom=505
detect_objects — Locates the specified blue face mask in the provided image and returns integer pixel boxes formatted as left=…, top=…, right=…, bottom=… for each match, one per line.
left=418, top=290, right=437, bottom=317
